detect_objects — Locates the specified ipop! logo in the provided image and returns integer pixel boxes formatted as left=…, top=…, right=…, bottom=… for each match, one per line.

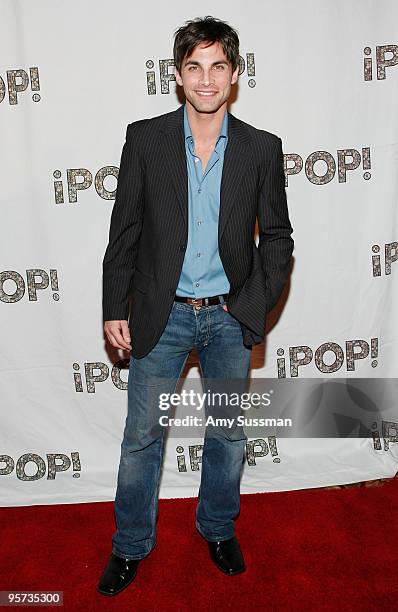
left=0, top=452, right=81, bottom=481
left=363, top=45, right=398, bottom=80
left=73, top=360, right=129, bottom=393
left=371, top=421, right=398, bottom=451
left=371, top=242, right=398, bottom=276
left=175, top=436, right=280, bottom=471
left=277, top=338, right=379, bottom=378
left=284, top=148, right=371, bottom=186
left=0, top=269, right=60, bottom=303
left=0, top=67, right=41, bottom=104
left=53, top=167, right=118, bottom=204
left=145, top=53, right=256, bottom=95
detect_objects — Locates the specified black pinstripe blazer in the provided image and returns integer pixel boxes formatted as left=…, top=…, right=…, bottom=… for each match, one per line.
left=102, top=104, right=294, bottom=358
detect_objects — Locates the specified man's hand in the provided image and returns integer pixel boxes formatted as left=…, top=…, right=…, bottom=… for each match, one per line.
left=104, top=320, right=132, bottom=351
left=222, top=304, right=228, bottom=311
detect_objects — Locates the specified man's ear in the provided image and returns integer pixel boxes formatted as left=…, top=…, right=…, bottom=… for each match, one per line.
left=175, top=68, right=183, bottom=86
left=231, top=64, right=239, bottom=85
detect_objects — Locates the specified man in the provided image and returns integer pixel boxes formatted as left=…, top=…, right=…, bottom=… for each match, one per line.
left=97, top=15, right=294, bottom=596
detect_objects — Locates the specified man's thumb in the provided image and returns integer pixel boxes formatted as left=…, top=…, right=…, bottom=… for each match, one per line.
left=120, top=321, right=131, bottom=343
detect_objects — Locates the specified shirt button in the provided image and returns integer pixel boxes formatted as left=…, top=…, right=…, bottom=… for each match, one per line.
left=197, top=220, right=202, bottom=226
left=198, top=189, right=201, bottom=193
left=197, top=252, right=201, bottom=257
left=195, top=282, right=200, bottom=287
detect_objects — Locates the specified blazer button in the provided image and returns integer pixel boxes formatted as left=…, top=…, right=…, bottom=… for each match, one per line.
left=179, top=244, right=186, bottom=252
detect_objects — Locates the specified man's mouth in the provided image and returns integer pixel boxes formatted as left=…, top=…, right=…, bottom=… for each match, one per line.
left=195, top=91, right=218, bottom=97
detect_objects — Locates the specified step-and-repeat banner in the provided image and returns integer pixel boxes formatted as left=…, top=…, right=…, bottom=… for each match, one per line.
left=1, top=1, right=398, bottom=506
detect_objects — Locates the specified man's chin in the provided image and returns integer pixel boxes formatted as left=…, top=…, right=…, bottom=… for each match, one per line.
left=187, top=97, right=224, bottom=114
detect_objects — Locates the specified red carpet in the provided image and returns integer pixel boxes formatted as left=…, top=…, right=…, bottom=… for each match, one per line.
left=1, top=480, right=397, bottom=611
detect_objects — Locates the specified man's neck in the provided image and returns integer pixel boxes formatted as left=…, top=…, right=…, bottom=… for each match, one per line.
left=185, top=100, right=227, bottom=146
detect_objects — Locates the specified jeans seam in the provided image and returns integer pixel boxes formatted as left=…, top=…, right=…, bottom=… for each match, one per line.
left=147, top=433, right=165, bottom=546
left=195, top=520, right=234, bottom=542
left=112, top=547, right=151, bottom=561
left=196, top=529, right=234, bottom=543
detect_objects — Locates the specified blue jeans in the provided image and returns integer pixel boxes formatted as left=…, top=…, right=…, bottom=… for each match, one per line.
left=112, top=295, right=252, bottom=560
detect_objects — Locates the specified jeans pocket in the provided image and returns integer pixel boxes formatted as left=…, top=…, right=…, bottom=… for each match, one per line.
left=219, top=304, right=241, bottom=326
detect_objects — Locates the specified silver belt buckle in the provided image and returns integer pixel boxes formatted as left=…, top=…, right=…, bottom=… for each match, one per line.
left=191, top=298, right=202, bottom=310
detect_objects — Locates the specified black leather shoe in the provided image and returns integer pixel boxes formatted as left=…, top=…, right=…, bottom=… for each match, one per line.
left=207, top=536, right=246, bottom=575
left=97, top=553, right=140, bottom=596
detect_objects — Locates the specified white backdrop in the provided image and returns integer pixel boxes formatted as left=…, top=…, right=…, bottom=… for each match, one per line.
left=1, top=0, right=398, bottom=507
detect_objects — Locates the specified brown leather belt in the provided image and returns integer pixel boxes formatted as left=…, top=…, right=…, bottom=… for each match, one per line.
left=174, top=294, right=228, bottom=308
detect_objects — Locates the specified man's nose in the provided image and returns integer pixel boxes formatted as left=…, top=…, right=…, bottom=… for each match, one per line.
left=199, top=69, right=213, bottom=86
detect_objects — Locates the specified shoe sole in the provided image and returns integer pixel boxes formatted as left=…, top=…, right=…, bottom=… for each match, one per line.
left=210, top=557, right=246, bottom=576
left=96, top=569, right=138, bottom=596
left=215, top=565, right=246, bottom=576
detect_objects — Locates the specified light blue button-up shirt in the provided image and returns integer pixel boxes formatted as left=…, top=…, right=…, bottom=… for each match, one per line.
left=176, top=104, right=231, bottom=298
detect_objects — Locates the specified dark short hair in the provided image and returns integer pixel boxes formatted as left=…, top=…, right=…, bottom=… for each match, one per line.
left=173, top=16, right=240, bottom=73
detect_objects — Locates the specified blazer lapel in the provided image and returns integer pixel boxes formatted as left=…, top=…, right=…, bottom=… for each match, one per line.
left=219, top=112, right=251, bottom=240
left=160, top=104, right=252, bottom=238
left=161, top=105, right=188, bottom=229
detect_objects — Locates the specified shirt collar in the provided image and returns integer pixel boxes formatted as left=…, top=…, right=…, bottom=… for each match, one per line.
left=183, top=103, right=228, bottom=143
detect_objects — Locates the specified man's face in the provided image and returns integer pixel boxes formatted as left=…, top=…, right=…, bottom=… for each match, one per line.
left=175, top=41, right=239, bottom=114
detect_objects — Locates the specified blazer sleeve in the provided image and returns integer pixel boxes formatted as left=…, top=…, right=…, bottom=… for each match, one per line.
left=257, top=136, right=294, bottom=314
left=102, top=123, right=144, bottom=321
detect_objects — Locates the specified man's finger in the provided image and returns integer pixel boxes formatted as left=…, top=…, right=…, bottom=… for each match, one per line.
left=107, top=327, right=131, bottom=350
left=120, top=321, right=132, bottom=346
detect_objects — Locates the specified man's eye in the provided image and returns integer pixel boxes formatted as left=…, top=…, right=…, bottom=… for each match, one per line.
left=214, top=65, right=225, bottom=70
left=188, top=66, right=198, bottom=70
